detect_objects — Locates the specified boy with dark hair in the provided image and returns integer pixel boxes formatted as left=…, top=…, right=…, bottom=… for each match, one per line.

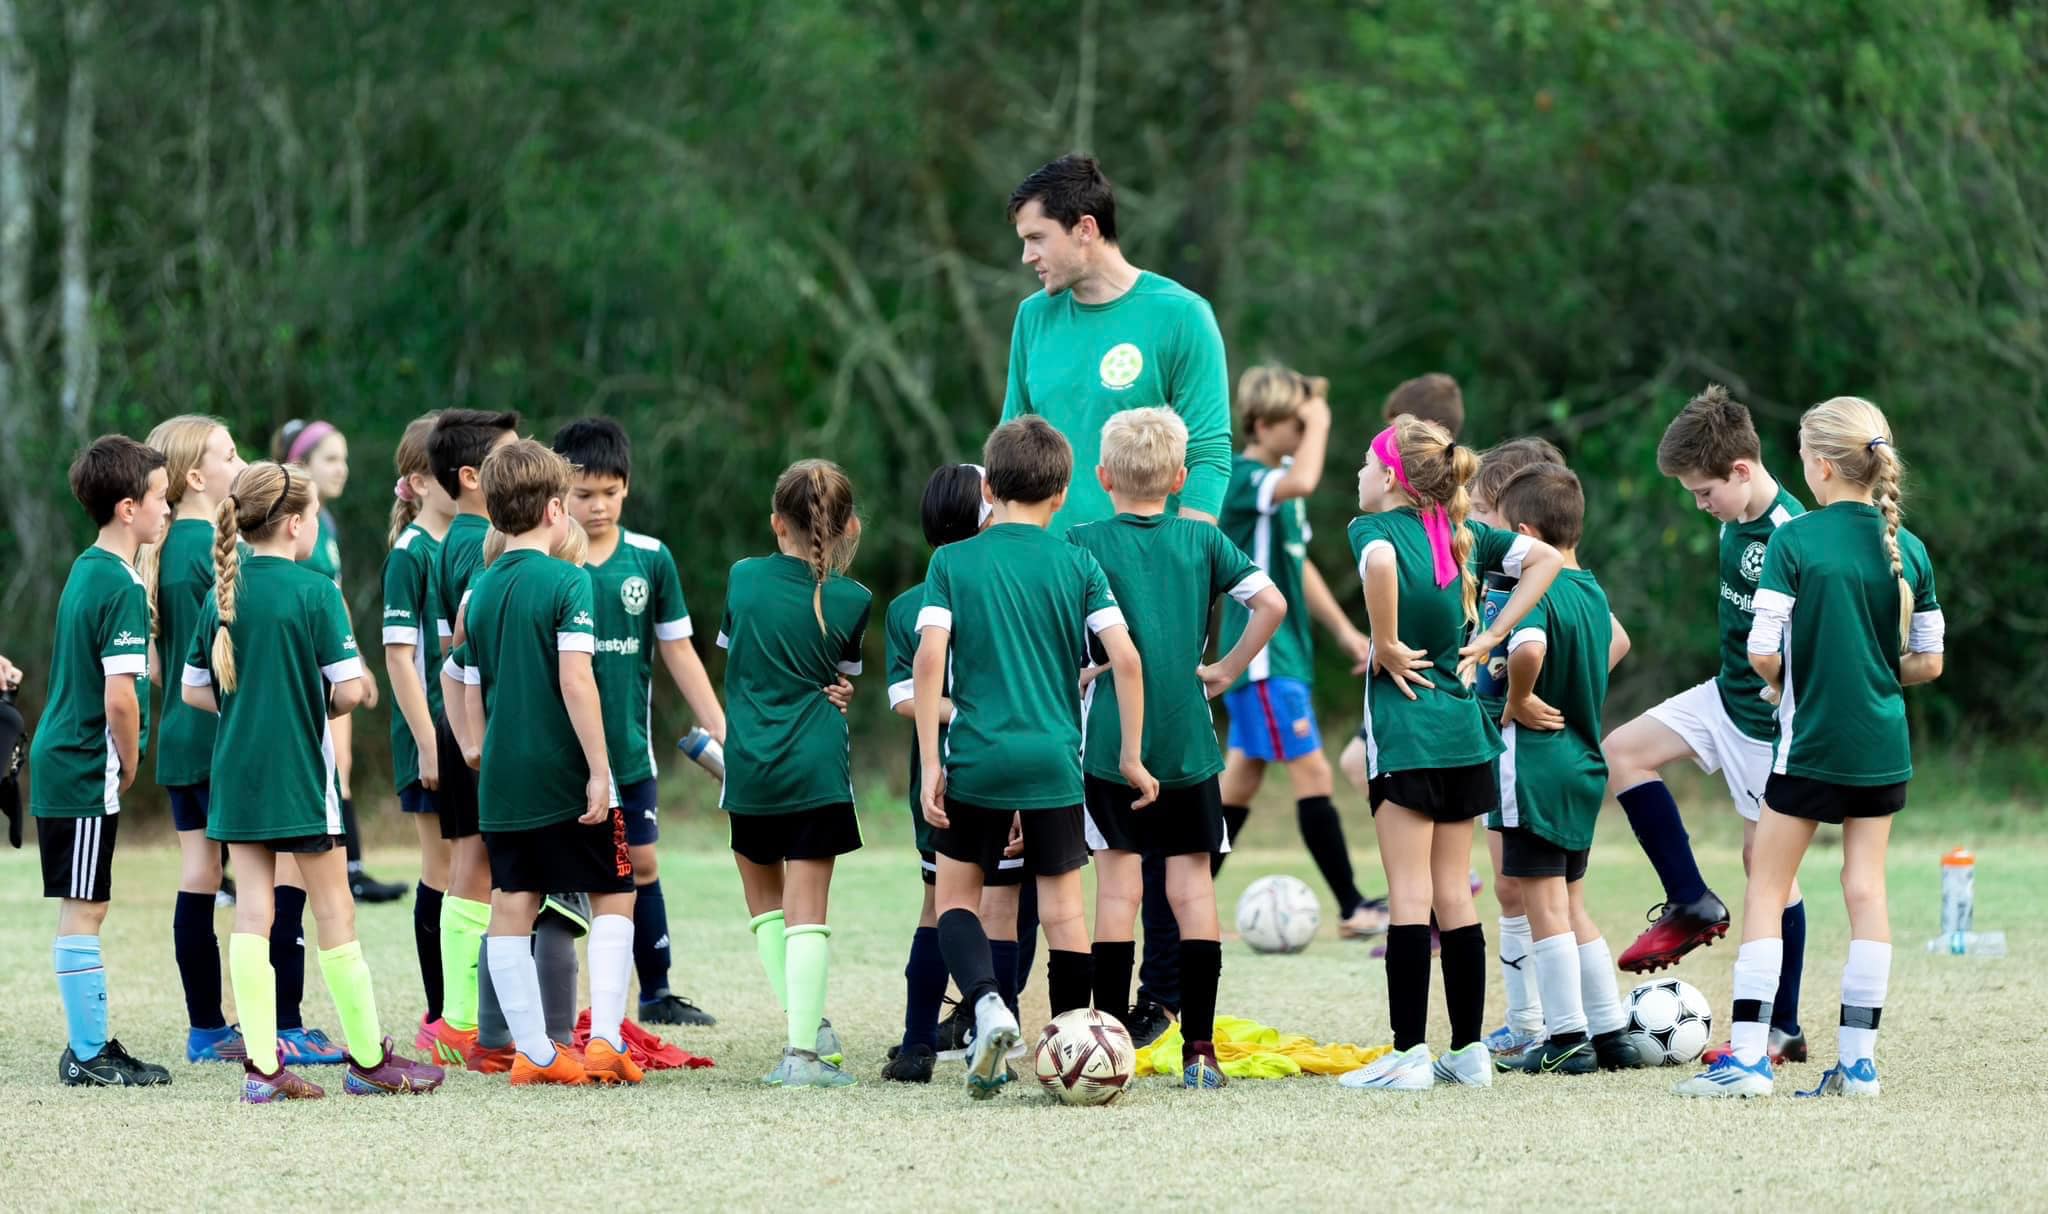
left=915, top=415, right=1157, bottom=1099
left=1603, top=385, right=1810, bottom=1065
left=424, top=407, right=519, bottom=1065
left=34, top=435, right=173, bottom=1085
left=552, top=416, right=725, bottom=1028
left=1383, top=373, right=1467, bottom=439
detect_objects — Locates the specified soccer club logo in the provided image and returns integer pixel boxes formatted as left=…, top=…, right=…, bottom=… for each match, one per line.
left=620, top=575, right=650, bottom=616
left=1740, top=541, right=1767, bottom=585
left=1099, top=342, right=1144, bottom=391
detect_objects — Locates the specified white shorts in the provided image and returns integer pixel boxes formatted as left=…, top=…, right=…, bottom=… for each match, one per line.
left=1644, top=680, right=1775, bottom=822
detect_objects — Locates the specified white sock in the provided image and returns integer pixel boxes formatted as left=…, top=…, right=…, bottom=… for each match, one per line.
left=587, top=913, right=634, bottom=1051
left=1576, top=935, right=1628, bottom=1036
left=485, top=935, right=553, bottom=1066
left=1530, top=932, right=1585, bottom=1040
left=1499, top=916, right=1544, bottom=1033
left=1731, top=937, right=1785, bottom=1066
left=1839, top=939, right=1891, bottom=1065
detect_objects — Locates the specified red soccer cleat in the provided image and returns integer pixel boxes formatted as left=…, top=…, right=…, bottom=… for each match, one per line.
left=1617, top=892, right=1730, bottom=973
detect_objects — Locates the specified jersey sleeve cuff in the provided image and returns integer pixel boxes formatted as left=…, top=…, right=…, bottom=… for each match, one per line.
left=915, top=605, right=953, bottom=634
left=436, top=619, right=453, bottom=639
left=1500, top=534, right=1535, bottom=578
left=654, top=617, right=693, bottom=642
left=556, top=633, right=596, bottom=654
left=1356, top=538, right=1394, bottom=581
left=1506, top=627, right=1545, bottom=654
left=101, top=653, right=147, bottom=677
left=887, top=678, right=915, bottom=709
left=1747, top=587, right=1795, bottom=653
left=1909, top=609, right=1945, bottom=654
left=837, top=659, right=863, bottom=676
left=181, top=663, right=212, bottom=687
left=1086, top=606, right=1127, bottom=635
left=322, top=657, right=365, bottom=683
left=382, top=625, right=420, bottom=646
left=1226, top=570, right=1276, bottom=606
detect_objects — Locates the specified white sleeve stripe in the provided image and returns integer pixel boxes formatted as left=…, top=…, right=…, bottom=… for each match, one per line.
left=322, top=657, right=365, bottom=683
left=1507, top=627, right=1545, bottom=653
left=441, top=657, right=466, bottom=679
left=436, top=620, right=453, bottom=639
left=1908, top=609, right=1945, bottom=655
left=382, top=625, right=420, bottom=646
left=1254, top=469, right=1282, bottom=516
left=1748, top=588, right=1795, bottom=653
left=654, top=618, right=693, bottom=641
left=101, top=654, right=148, bottom=677
left=181, top=664, right=212, bottom=687
left=1356, top=538, right=1394, bottom=581
left=461, top=665, right=481, bottom=687
left=1753, top=588, right=1796, bottom=613
left=557, top=633, right=596, bottom=653
left=1501, top=534, right=1534, bottom=579
left=915, top=606, right=953, bottom=634
left=1227, top=570, right=1276, bottom=606
left=837, top=659, right=863, bottom=676
left=715, top=631, right=729, bottom=650
left=887, top=678, right=915, bottom=709
left=1086, top=606, right=1127, bottom=635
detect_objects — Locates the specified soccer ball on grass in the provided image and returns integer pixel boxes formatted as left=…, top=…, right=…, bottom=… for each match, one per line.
left=1235, top=874, right=1321, bottom=954
left=1033, top=1009, right=1136, bottom=1106
left=1621, top=977, right=1713, bottom=1065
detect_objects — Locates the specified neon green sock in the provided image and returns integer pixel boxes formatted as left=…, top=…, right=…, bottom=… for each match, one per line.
left=784, top=923, right=831, bottom=1053
left=749, top=910, right=787, bottom=1010
left=316, top=939, right=384, bottom=1068
left=229, top=933, right=278, bottom=1074
left=439, top=896, right=491, bottom=1031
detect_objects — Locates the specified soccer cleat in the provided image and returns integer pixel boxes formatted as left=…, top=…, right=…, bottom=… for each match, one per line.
left=1339, top=1044, right=1434, bottom=1091
left=429, top=1021, right=480, bottom=1068
left=349, top=868, right=408, bottom=904
left=1618, top=892, right=1730, bottom=973
left=1182, top=1043, right=1227, bottom=1090
left=465, top=1042, right=515, bottom=1074
left=186, top=1023, right=248, bottom=1063
left=1122, top=998, right=1174, bottom=1050
left=882, top=1043, right=936, bottom=1083
left=277, top=1027, right=347, bottom=1066
left=241, top=1061, right=325, bottom=1103
left=1593, top=1029, right=1653, bottom=1070
left=1510, top=1038, right=1596, bottom=1075
left=814, top=1018, right=845, bottom=1067
left=59, top=1039, right=172, bottom=1087
left=1338, top=900, right=1391, bottom=940
left=1485, top=1023, right=1545, bottom=1069
left=413, top=1015, right=440, bottom=1055
left=216, top=875, right=237, bottom=909
left=638, top=992, right=717, bottom=1027
left=764, top=1047, right=856, bottom=1089
left=1434, top=1042, right=1495, bottom=1087
left=343, top=1038, right=446, bottom=1095
left=1795, top=1057, right=1879, bottom=1098
left=1702, top=1028, right=1808, bottom=1067
left=581, top=1037, right=645, bottom=1085
left=934, top=997, right=973, bottom=1060
left=509, top=1045, right=589, bottom=1086
left=1673, top=1052, right=1774, bottom=1098
left=965, top=993, right=1020, bottom=1100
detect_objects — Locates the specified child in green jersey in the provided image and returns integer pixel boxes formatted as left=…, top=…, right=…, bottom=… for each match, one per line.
left=1337, top=415, right=1559, bottom=1093
left=141, top=415, right=250, bottom=1064
left=35, top=435, right=173, bottom=1087
left=183, top=461, right=446, bottom=1101
left=1679, top=397, right=1943, bottom=1101
left=1070, top=407, right=1288, bottom=1090
left=719, top=459, right=871, bottom=1089
left=916, top=416, right=1157, bottom=1100
left=553, top=417, right=727, bottom=1030
left=1483, top=463, right=1647, bottom=1075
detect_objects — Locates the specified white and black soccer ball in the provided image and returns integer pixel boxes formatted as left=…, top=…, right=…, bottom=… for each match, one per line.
left=1622, top=977, right=1714, bottom=1065
left=1234, top=874, right=1321, bottom=954
left=1033, top=1009, right=1136, bottom=1106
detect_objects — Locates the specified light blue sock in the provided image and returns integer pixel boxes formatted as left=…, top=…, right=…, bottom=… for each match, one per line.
left=54, top=935, right=109, bottom=1061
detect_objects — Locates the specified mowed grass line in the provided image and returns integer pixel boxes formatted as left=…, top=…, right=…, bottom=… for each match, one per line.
left=0, top=793, right=2041, bottom=1212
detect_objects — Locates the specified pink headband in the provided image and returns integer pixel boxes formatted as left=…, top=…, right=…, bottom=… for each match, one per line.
left=287, top=420, right=338, bottom=464
left=394, top=476, right=417, bottom=504
left=1370, top=426, right=1460, bottom=590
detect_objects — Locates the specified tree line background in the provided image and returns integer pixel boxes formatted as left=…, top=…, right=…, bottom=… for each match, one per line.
left=2, top=0, right=2042, bottom=808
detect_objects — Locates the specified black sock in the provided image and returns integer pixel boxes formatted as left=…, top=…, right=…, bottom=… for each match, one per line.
left=173, top=890, right=225, bottom=1029
left=1091, top=940, right=1135, bottom=1025
left=1438, top=922, right=1487, bottom=1050
left=414, top=882, right=444, bottom=1022
left=902, top=926, right=949, bottom=1052
left=1014, top=878, right=1039, bottom=997
left=1214, top=805, right=1252, bottom=876
left=272, top=884, right=308, bottom=1031
left=1046, top=949, right=1094, bottom=1018
left=1296, top=796, right=1364, bottom=917
left=989, top=938, right=1021, bottom=1019
left=1135, top=850, right=1181, bottom=1011
left=1386, top=923, right=1432, bottom=1051
left=1177, top=938, right=1222, bottom=1049
left=632, top=878, right=672, bottom=998
left=341, top=797, right=363, bottom=867
left=936, top=908, right=997, bottom=1007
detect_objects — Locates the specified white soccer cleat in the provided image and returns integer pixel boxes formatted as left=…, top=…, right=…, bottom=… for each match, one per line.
left=1432, top=1042, right=1494, bottom=1088
left=1338, top=1043, right=1435, bottom=1091
left=965, top=993, right=1019, bottom=1100
left=1795, top=1058, right=1879, bottom=1098
left=1673, top=1052, right=1775, bottom=1098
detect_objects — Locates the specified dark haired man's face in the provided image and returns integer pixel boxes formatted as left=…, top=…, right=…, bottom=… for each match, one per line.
left=1013, top=199, right=1089, bottom=296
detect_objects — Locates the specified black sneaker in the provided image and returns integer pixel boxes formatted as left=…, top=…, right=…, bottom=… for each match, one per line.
left=639, top=992, right=717, bottom=1027
left=1123, top=998, right=1174, bottom=1050
left=934, top=997, right=973, bottom=1060
left=1594, top=1029, right=1653, bottom=1070
left=348, top=868, right=408, bottom=904
left=1511, top=1038, right=1596, bottom=1075
left=881, top=1043, right=936, bottom=1083
left=60, top=1039, right=172, bottom=1086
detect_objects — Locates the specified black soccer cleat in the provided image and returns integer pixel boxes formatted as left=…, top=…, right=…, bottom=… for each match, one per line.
left=1510, top=1038, right=1597, bottom=1076
left=881, top=1043, right=936, bottom=1084
left=60, top=1039, right=172, bottom=1087
left=639, top=992, right=717, bottom=1027
left=1123, top=998, right=1175, bottom=1051
left=934, top=997, right=973, bottom=1060
left=349, top=869, right=409, bottom=904
left=1593, top=1029, right=1653, bottom=1070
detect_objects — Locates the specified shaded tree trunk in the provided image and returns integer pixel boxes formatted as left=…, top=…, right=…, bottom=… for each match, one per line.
left=59, top=0, right=97, bottom=431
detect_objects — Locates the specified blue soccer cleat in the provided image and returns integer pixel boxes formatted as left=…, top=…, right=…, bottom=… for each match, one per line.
left=277, top=1026, right=348, bottom=1066
left=1673, top=1051, right=1774, bottom=1098
left=1796, top=1057, right=1880, bottom=1098
left=187, top=1023, right=248, bottom=1063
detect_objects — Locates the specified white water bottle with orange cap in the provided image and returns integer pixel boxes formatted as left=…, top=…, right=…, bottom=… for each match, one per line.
left=1929, top=848, right=2005, bottom=957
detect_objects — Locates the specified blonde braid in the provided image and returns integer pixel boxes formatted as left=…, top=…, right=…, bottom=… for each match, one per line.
left=807, top=463, right=830, bottom=635
left=1447, top=442, right=1481, bottom=626
left=211, top=493, right=244, bottom=694
left=1871, top=442, right=1912, bottom=654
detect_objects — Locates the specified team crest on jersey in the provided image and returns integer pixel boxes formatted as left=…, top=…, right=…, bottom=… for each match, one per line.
left=621, top=576, right=650, bottom=616
left=1099, top=343, right=1143, bottom=390
left=1740, top=541, right=1767, bottom=584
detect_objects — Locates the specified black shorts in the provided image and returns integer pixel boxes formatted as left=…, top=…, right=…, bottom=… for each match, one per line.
left=485, top=808, right=635, bottom=894
left=935, top=798, right=1089, bottom=879
left=728, top=803, right=863, bottom=865
left=1084, top=774, right=1225, bottom=857
left=1764, top=774, right=1908, bottom=825
left=920, top=849, right=1024, bottom=887
left=398, top=782, right=437, bottom=816
left=620, top=778, right=660, bottom=847
left=1370, top=762, right=1500, bottom=823
left=433, top=711, right=481, bottom=840
left=262, top=833, right=341, bottom=855
left=167, top=784, right=209, bottom=833
left=39, top=814, right=118, bottom=901
left=1498, top=826, right=1589, bottom=882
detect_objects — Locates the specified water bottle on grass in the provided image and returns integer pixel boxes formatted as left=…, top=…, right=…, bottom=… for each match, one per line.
left=1927, top=848, right=2005, bottom=957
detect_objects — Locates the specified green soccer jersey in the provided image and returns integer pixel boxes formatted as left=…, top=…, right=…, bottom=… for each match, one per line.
left=920, top=523, right=1122, bottom=810
left=301, top=508, right=343, bottom=584
left=716, top=554, right=871, bottom=815
left=1488, top=568, right=1613, bottom=851
left=436, top=512, right=492, bottom=647
left=465, top=549, right=607, bottom=832
left=153, top=518, right=222, bottom=787
left=1217, top=453, right=1314, bottom=689
left=381, top=521, right=445, bottom=790
left=30, top=547, right=153, bottom=818
left=1750, top=504, right=1941, bottom=786
left=584, top=529, right=693, bottom=787
left=1000, top=272, right=1232, bottom=532
left=884, top=580, right=942, bottom=854
left=1715, top=486, right=1805, bottom=740
left=1347, top=510, right=1504, bottom=777
left=183, top=557, right=361, bottom=840
left=1067, top=512, right=1270, bottom=787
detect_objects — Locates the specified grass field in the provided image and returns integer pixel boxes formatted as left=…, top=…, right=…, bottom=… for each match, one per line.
left=1, top=774, right=2041, bottom=1212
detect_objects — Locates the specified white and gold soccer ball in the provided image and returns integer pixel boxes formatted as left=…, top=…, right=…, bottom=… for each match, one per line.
left=1033, top=1008, right=1136, bottom=1106
left=1235, top=874, right=1322, bottom=954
